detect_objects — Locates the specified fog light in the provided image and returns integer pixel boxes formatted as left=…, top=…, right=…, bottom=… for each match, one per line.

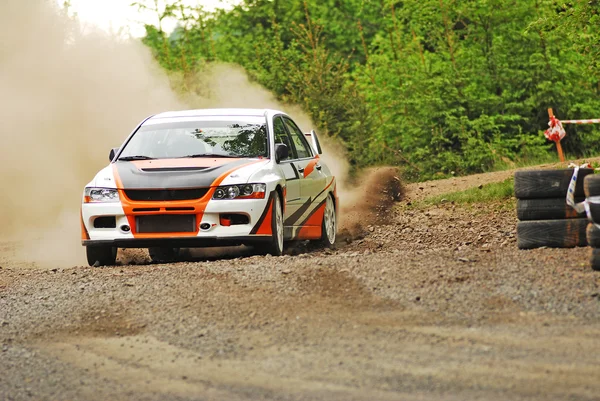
left=200, top=223, right=211, bottom=230
left=120, top=225, right=131, bottom=232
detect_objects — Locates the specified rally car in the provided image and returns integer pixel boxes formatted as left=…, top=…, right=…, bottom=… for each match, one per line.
left=81, top=108, right=337, bottom=266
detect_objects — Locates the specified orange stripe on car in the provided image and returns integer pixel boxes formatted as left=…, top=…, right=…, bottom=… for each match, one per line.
left=254, top=198, right=274, bottom=235
left=323, top=177, right=334, bottom=193
left=211, top=160, right=263, bottom=187
left=80, top=209, right=89, bottom=240
left=296, top=202, right=325, bottom=240
left=303, top=158, right=319, bottom=178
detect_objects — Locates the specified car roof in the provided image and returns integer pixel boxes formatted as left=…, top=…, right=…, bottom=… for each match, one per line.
left=150, top=108, right=286, bottom=119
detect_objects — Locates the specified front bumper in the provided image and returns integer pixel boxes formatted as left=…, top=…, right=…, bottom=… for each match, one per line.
left=82, top=235, right=270, bottom=248
left=81, top=195, right=271, bottom=245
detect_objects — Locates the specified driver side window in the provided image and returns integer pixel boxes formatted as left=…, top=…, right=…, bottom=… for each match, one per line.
left=283, top=117, right=313, bottom=159
left=273, top=116, right=297, bottom=160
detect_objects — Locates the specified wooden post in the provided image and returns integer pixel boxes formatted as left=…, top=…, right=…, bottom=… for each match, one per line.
left=548, top=108, right=565, bottom=162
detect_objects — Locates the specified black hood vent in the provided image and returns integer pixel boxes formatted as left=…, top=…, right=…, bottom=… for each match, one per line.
left=115, top=158, right=255, bottom=190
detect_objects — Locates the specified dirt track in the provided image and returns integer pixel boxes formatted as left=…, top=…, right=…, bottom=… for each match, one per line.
left=1, top=172, right=600, bottom=401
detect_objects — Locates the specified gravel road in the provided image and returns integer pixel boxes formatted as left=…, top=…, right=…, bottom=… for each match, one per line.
left=1, top=173, right=600, bottom=401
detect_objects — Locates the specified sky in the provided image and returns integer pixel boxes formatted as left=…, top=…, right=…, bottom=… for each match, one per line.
left=57, top=0, right=239, bottom=37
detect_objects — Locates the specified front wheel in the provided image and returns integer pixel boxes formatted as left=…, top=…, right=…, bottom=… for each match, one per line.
left=318, top=194, right=336, bottom=247
left=86, top=246, right=117, bottom=267
left=264, top=191, right=284, bottom=256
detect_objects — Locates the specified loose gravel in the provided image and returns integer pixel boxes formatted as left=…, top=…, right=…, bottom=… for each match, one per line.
left=1, top=188, right=600, bottom=400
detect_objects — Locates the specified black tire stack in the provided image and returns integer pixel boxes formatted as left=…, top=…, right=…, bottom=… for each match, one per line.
left=584, top=175, right=600, bottom=271
left=515, top=169, right=593, bottom=249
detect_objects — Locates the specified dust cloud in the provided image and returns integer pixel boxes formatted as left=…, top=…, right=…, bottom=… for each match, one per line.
left=0, top=0, right=400, bottom=268
left=0, top=0, right=183, bottom=266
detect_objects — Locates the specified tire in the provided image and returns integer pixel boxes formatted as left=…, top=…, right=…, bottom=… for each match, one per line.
left=514, top=169, right=593, bottom=199
left=586, top=223, right=600, bottom=248
left=584, top=174, right=600, bottom=197
left=590, top=248, right=600, bottom=271
left=148, top=247, right=180, bottom=263
left=517, top=219, right=588, bottom=249
left=588, top=202, right=600, bottom=225
left=86, top=246, right=117, bottom=266
left=317, top=194, right=336, bottom=247
left=264, top=191, right=284, bottom=256
left=516, top=198, right=585, bottom=221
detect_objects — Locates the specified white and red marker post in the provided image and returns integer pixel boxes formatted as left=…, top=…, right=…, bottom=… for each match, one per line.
left=545, top=108, right=600, bottom=162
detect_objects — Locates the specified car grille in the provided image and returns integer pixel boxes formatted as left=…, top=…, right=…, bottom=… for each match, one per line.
left=124, top=188, right=209, bottom=201
left=136, top=215, right=196, bottom=233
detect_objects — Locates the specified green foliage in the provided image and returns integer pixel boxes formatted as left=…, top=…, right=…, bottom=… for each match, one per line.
left=135, top=0, right=600, bottom=182
left=132, top=0, right=215, bottom=74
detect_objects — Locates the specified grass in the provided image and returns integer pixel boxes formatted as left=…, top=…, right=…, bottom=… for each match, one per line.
left=406, top=153, right=600, bottom=184
left=419, top=178, right=515, bottom=207
left=490, top=153, right=559, bottom=172
left=401, top=152, right=600, bottom=210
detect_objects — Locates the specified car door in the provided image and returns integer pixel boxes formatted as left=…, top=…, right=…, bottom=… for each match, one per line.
left=282, top=117, right=327, bottom=212
left=272, top=116, right=302, bottom=225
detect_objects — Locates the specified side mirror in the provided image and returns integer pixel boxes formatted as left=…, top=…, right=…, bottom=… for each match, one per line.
left=275, top=143, right=289, bottom=163
left=109, top=147, right=119, bottom=162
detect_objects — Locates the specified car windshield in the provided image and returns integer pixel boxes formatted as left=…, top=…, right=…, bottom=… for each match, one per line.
left=118, top=119, right=269, bottom=160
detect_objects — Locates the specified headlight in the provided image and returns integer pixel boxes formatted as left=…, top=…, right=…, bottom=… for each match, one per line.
left=84, top=187, right=120, bottom=203
left=212, top=183, right=266, bottom=200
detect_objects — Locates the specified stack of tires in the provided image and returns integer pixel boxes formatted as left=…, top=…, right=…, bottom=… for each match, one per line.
left=515, top=169, right=593, bottom=249
left=584, top=175, right=600, bottom=271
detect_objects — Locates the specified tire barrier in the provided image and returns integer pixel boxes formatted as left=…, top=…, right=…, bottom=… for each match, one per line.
left=515, top=168, right=593, bottom=250
left=584, top=174, right=600, bottom=271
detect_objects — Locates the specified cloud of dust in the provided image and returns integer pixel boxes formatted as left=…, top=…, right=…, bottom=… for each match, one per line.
left=0, top=0, right=183, bottom=266
left=0, top=1, right=401, bottom=268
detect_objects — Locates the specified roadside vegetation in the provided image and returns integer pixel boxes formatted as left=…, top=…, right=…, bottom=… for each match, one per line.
left=418, top=178, right=515, bottom=207
left=132, top=0, right=600, bottom=182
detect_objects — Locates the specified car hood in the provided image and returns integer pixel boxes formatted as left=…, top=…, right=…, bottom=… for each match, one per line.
left=112, top=157, right=263, bottom=189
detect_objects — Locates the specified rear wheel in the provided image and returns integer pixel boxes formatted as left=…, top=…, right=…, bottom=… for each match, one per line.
left=86, top=246, right=117, bottom=267
left=264, top=191, right=284, bottom=256
left=319, top=195, right=336, bottom=247
left=148, top=247, right=180, bottom=263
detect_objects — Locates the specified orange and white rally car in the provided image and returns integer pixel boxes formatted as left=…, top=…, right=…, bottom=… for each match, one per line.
left=81, top=109, right=337, bottom=266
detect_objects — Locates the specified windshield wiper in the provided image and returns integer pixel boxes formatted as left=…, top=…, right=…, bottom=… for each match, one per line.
left=179, top=153, right=240, bottom=158
left=118, top=155, right=156, bottom=161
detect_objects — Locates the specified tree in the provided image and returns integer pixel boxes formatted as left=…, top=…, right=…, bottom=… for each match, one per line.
left=136, top=0, right=600, bottom=181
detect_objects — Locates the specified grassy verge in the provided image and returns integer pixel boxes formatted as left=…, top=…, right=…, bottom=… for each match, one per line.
left=416, top=178, right=515, bottom=207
